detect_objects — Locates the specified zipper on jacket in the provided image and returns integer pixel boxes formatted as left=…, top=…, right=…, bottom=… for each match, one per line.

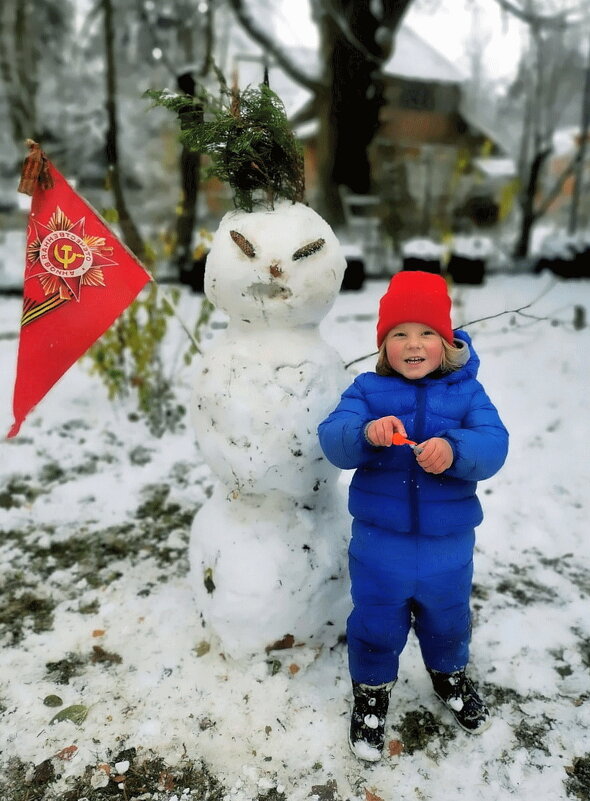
left=409, top=383, right=427, bottom=534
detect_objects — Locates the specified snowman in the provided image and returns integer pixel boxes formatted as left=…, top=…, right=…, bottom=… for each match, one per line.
left=189, top=200, right=351, bottom=657
left=150, top=79, right=351, bottom=657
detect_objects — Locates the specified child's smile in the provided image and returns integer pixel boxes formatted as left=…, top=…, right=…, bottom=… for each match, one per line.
left=385, top=323, right=444, bottom=379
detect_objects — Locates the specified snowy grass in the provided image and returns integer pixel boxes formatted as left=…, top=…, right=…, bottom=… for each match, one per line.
left=1, top=273, right=590, bottom=801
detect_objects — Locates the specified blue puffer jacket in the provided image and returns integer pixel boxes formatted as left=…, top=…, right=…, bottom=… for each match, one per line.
left=318, top=330, right=508, bottom=536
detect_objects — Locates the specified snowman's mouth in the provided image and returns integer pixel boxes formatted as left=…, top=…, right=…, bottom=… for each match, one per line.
left=248, top=282, right=293, bottom=300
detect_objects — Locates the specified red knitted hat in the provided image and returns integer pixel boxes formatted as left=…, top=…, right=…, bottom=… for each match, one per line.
left=376, top=271, right=453, bottom=347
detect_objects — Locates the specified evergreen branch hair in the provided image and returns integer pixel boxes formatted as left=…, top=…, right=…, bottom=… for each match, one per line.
left=145, top=72, right=305, bottom=212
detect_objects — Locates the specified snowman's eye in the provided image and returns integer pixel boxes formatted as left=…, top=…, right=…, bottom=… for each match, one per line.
left=292, top=238, right=325, bottom=261
left=230, top=230, right=256, bottom=258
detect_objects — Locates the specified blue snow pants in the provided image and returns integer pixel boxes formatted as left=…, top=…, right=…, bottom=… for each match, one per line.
left=347, top=520, right=475, bottom=686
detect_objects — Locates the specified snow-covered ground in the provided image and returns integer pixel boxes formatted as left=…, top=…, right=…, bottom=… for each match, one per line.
left=1, top=272, right=590, bottom=801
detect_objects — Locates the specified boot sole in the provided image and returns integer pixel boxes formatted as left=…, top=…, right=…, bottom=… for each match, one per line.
left=433, top=691, right=492, bottom=734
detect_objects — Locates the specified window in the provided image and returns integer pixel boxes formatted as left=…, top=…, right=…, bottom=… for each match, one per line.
left=399, top=82, right=435, bottom=111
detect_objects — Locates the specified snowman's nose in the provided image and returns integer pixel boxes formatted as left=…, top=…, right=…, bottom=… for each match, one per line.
left=269, top=261, right=283, bottom=278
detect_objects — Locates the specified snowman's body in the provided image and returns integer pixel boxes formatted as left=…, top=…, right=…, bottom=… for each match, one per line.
left=189, top=201, right=351, bottom=657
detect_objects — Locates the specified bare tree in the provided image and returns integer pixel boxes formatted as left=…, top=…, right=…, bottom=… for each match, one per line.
left=0, top=0, right=74, bottom=164
left=227, top=0, right=413, bottom=227
left=495, top=0, right=589, bottom=256
left=138, top=0, right=216, bottom=282
left=103, top=0, right=146, bottom=261
left=568, top=39, right=590, bottom=233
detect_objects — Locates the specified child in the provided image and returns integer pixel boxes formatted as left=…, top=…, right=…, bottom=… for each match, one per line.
left=318, top=271, right=508, bottom=762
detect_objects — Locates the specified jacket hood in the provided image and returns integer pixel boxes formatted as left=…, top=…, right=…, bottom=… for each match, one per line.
left=450, top=329, right=479, bottom=382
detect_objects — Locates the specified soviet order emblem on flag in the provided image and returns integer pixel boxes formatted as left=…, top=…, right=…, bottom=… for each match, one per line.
left=7, top=143, right=152, bottom=438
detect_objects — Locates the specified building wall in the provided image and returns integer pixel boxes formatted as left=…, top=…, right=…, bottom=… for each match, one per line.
left=370, top=77, right=495, bottom=239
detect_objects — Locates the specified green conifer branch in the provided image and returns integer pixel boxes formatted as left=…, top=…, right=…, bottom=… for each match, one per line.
left=146, top=80, right=305, bottom=212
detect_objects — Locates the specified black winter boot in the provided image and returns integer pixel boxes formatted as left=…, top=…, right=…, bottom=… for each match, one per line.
left=349, top=680, right=396, bottom=762
left=427, top=668, right=491, bottom=733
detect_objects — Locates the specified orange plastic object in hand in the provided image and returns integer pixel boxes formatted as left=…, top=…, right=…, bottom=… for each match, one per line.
left=392, top=433, right=418, bottom=447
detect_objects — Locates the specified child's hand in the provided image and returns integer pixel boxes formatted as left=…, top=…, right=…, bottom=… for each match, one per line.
left=416, top=437, right=453, bottom=474
left=365, top=416, right=407, bottom=447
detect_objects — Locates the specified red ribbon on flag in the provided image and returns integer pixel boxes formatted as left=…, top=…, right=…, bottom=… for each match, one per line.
left=7, top=149, right=152, bottom=438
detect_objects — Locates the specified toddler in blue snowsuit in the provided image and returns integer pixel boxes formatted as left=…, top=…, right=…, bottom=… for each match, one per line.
left=318, top=271, right=508, bottom=761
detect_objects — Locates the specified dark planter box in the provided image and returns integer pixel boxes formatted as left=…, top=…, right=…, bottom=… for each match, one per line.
left=447, top=255, right=486, bottom=285
left=341, top=257, right=366, bottom=291
left=180, top=255, right=207, bottom=293
left=534, top=250, right=576, bottom=279
left=402, top=256, right=441, bottom=274
left=571, top=246, right=590, bottom=278
left=535, top=235, right=590, bottom=279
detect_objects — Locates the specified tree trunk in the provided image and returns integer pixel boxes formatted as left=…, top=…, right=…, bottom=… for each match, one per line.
left=103, top=0, right=146, bottom=263
left=228, top=0, right=412, bottom=228
left=171, top=3, right=215, bottom=282
left=514, top=147, right=551, bottom=258
left=314, top=1, right=411, bottom=225
left=174, top=71, right=201, bottom=283
left=568, top=40, right=590, bottom=234
left=0, top=0, right=38, bottom=151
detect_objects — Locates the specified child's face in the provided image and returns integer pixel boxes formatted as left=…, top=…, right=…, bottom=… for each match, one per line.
left=385, top=322, right=444, bottom=379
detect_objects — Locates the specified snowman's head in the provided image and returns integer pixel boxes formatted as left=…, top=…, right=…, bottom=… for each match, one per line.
left=204, top=201, right=346, bottom=326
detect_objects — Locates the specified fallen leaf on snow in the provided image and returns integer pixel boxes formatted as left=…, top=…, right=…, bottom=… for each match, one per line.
left=90, top=766, right=110, bottom=789
left=28, top=760, right=55, bottom=785
left=92, top=629, right=105, bottom=637
left=365, top=791, right=384, bottom=801
left=388, top=739, right=404, bottom=756
left=55, top=745, right=78, bottom=761
left=195, top=640, right=211, bottom=657
left=289, top=663, right=300, bottom=675
left=265, top=633, right=295, bottom=653
left=91, top=644, right=122, bottom=664
left=157, top=770, right=175, bottom=791
left=43, top=695, right=63, bottom=707
left=49, top=704, right=89, bottom=726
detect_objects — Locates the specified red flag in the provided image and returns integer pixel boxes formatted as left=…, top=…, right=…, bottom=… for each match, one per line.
left=7, top=155, right=152, bottom=438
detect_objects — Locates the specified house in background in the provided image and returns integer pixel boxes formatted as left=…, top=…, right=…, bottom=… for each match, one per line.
left=373, top=25, right=514, bottom=241
left=208, top=23, right=517, bottom=255
left=265, top=24, right=516, bottom=248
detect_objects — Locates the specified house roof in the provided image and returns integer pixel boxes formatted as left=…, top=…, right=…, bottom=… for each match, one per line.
left=473, top=156, right=516, bottom=179
left=248, top=21, right=468, bottom=120
left=383, top=25, right=466, bottom=84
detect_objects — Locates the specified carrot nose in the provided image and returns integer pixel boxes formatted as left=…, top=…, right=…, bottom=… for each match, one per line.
left=392, top=433, right=418, bottom=447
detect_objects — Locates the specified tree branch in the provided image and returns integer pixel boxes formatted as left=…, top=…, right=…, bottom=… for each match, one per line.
left=491, top=0, right=577, bottom=28
left=535, top=152, right=578, bottom=218
left=344, top=279, right=560, bottom=369
left=226, top=0, right=325, bottom=94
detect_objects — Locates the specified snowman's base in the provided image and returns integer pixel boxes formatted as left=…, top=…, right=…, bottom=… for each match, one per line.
left=189, top=482, right=351, bottom=659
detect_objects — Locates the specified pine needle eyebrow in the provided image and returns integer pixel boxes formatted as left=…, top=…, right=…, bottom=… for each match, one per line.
left=292, top=238, right=325, bottom=261
left=230, top=230, right=256, bottom=258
